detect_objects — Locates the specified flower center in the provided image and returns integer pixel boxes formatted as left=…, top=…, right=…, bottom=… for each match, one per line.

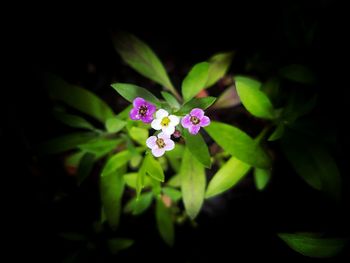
left=161, top=117, right=171, bottom=126
left=138, top=106, right=148, bottom=117
left=156, top=138, right=166, bottom=148
left=190, top=116, right=200, bottom=125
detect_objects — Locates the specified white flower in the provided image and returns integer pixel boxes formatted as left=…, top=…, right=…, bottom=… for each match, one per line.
left=146, top=132, right=175, bottom=157
left=151, top=109, right=180, bottom=135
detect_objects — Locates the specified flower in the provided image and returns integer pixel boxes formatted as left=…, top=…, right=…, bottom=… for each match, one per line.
left=146, top=132, right=175, bottom=157
left=181, top=108, right=210, bottom=135
left=129, top=97, right=156, bottom=123
left=151, top=109, right=180, bottom=135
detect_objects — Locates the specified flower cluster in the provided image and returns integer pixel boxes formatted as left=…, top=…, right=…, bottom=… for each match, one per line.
left=129, top=97, right=210, bottom=157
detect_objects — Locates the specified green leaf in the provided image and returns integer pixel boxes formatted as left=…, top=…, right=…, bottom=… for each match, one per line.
left=212, top=85, right=240, bottom=109
left=281, top=131, right=341, bottom=201
left=261, top=77, right=280, bottom=104
left=161, top=91, right=180, bottom=110
left=53, top=111, right=95, bottom=130
left=279, top=64, right=315, bottom=84
left=167, top=174, right=181, bottom=187
left=176, top=97, right=216, bottom=115
left=156, top=197, right=174, bottom=246
left=124, top=192, right=153, bottom=215
left=105, top=118, right=126, bottom=133
left=206, top=157, right=251, bottom=198
left=107, top=238, right=134, bottom=254
left=182, top=62, right=210, bottom=101
left=278, top=233, right=346, bottom=258
left=205, top=121, right=271, bottom=168
left=183, top=129, right=211, bottom=168
left=101, top=150, right=131, bottom=177
left=46, top=74, right=114, bottom=123
left=235, top=76, right=276, bottom=119
left=101, top=166, right=125, bottom=230
left=64, top=151, right=85, bottom=170
left=181, top=148, right=206, bottom=219
left=76, top=153, right=95, bottom=185
left=128, top=126, right=148, bottom=146
left=254, top=168, right=271, bottom=190
left=165, top=144, right=185, bottom=173
left=111, top=83, right=161, bottom=106
left=39, top=132, right=97, bottom=154
left=112, top=32, right=176, bottom=94
left=150, top=177, right=162, bottom=197
left=142, top=153, right=165, bottom=182
left=206, top=51, right=234, bottom=88
left=162, top=187, right=182, bottom=202
left=124, top=172, right=151, bottom=189
left=268, top=123, right=285, bottom=141
left=78, top=138, right=122, bottom=159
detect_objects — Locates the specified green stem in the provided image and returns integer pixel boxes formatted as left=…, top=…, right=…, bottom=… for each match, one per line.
left=166, top=85, right=182, bottom=103
left=255, top=125, right=271, bottom=143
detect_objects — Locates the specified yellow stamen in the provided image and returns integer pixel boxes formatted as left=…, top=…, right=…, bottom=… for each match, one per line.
left=161, top=117, right=171, bottom=126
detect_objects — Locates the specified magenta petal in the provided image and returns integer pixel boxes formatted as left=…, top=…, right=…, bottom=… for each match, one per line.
left=189, top=125, right=201, bottom=135
left=133, top=97, right=145, bottom=108
left=141, top=115, right=153, bottom=123
left=145, top=102, right=156, bottom=114
left=200, top=116, right=210, bottom=127
left=129, top=108, right=140, bottom=120
left=190, top=108, right=204, bottom=119
left=181, top=115, right=192, bottom=128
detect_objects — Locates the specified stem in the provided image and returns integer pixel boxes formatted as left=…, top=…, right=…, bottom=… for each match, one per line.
left=255, top=125, right=271, bottom=143
left=166, top=85, right=182, bottom=103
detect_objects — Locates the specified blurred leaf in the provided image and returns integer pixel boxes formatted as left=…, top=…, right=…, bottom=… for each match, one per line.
left=77, top=153, right=95, bottom=185
left=162, top=187, right=182, bottom=202
left=254, top=168, right=271, bottom=190
left=205, top=121, right=271, bottom=168
left=281, top=131, right=341, bottom=201
left=183, top=129, right=211, bottom=168
left=128, top=126, right=148, bottom=146
left=165, top=144, right=185, bottom=173
left=124, top=172, right=151, bottom=189
left=206, top=51, right=234, bottom=88
left=279, top=64, right=315, bottom=84
left=156, top=197, right=174, bottom=246
left=78, top=138, right=122, bottom=159
left=282, top=93, right=317, bottom=123
left=116, top=105, right=133, bottom=120
left=150, top=177, right=162, bottom=197
left=46, top=74, right=114, bottom=123
left=112, top=32, right=176, bottom=95
left=101, top=166, right=126, bottom=230
left=176, top=97, right=216, bottom=115
left=54, top=111, right=95, bottom=130
left=181, top=148, right=206, bottom=219
left=278, top=233, right=346, bottom=258
left=167, top=174, right=181, bottom=187
left=235, top=76, right=276, bottom=119
left=206, top=157, right=251, bottom=198
left=142, top=153, right=165, bottom=182
left=111, top=83, right=160, bottom=107
left=124, top=192, right=153, bottom=215
left=182, top=62, right=209, bottom=101
left=107, top=238, right=134, bottom=254
left=101, top=150, right=131, bottom=177
left=161, top=91, right=180, bottom=110
left=129, top=154, right=143, bottom=169
left=268, top=123, right=285, bottom=141
left=105, top=118, right=126, bottom=133
left=39, top=132, right=97, bottom=154
left=261, top=77, right=280, bottom=104
left=58, top=232, right=87, bottom=241
left=212, top=85, right=240, bottom=109
left=64, top=151, right=85, bottom=169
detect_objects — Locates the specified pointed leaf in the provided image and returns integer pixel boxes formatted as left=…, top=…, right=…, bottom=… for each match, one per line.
left=142, top=154, right=165, bottom=182
left=206, top=51, right=234, bottom=88
left=128, top=126, right=149, bottom=146
left=78, top=138, right=122, bottom=159
left=76, top=153, right=95, bottom=185
left=101, top=150, right=131, bottom=177
left=212, top=85, right=240, bottom=109
left=176, top=97, right=216, bottom=115
left=279, top=64, right=315, bottom=84
left=183, top=129, right=211, bottom=168
left=124, top=172, right=151, bottom=189
left=161, top=91, right=180, bottom=110
left=182, top=62, right=209, bottom=101
left=105, top=118, right=126, bottom=133
left=53, top=111, right=95, bottom=130
left=254, top=168, right=271, bottom=190
left=111, top=83, right=160, bottom=106
left=124, top=192, right=153, bottom=215
left=162, top=187, right=182, bottom=202
left=165, top=144, right=185, bottom=173
left=107, top=238, right=134, bottom=254
left=268, top=123, right=285, bottom=141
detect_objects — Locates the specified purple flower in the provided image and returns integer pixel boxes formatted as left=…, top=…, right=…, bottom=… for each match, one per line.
left=181, top=108, right=210, bottom=135
left=146, top=132, right=175, bottom=157
left=129, top=97, right=156, bottom=123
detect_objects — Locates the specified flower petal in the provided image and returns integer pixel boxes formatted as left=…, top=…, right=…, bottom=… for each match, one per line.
left=133, top=97, right=145, bottom=108
left=129, top=108, right=140, bottom=120
left=189, top=125, right=201, bottom=135
left=146, top=136, right=157, bottom=149
left=181, top=115, right=192, bottom=128
left=168, top=115, right=180, bottom=126
left=162, top=125, right=175, bottom=135
left=158, top=132, right=170, bottom=139
left=151, top=119, right=162, bottom=130
left=163, top=139, right=175, bottom=151
left=200, top=116, right=211, bottom=127
left=152, top=147, right=165, bottom=157
left=190, top=108, right=204, bottom=119
left=141, top=115, right=153, bottom=123
left=156, top=109, right=169, bottom=119
left=146, top=102, right=156, bottom=115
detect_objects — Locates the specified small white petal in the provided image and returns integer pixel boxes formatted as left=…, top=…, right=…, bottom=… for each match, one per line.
left=168, top=115, right=180, bottom=126
left=146, top=136, right=157, bottom=149
left=156, top=109, right=169, bottom=119
left=164, top=139, right=175, bottom=151
left=152, top=147, right=165, bottom=157
left=151, top=119, right=162, bottom=130
left=158, top=132, right=170, bottom=139
left=162, top=125, right=175, bottom=135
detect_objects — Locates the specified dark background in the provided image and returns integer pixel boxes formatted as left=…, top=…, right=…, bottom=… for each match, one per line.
left=4, top=1, right=349, bottom=262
